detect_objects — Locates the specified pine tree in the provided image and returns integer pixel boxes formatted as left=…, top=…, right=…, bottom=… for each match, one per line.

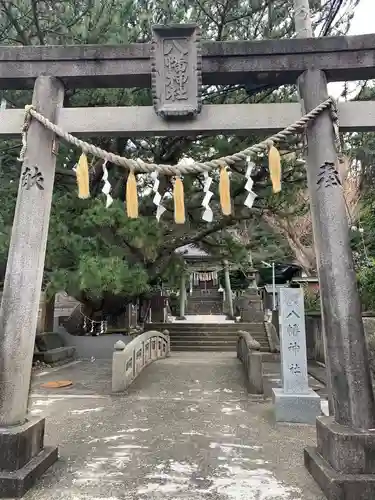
left=0, top=0, right=359, bottom=317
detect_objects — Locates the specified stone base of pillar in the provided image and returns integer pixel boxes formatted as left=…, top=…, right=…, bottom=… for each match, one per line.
left=175, top=316, right=186, bottom=320
left=0, top=417, right=57, bottom=498
left=272, top=388, right=321, bottom=424
left=305, top=416, right=375, bottom=500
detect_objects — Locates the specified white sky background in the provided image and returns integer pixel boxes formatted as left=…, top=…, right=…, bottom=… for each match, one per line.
left=328, top=0, right=375, bottom=98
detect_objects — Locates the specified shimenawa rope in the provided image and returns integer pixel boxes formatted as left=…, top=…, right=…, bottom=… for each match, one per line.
left=18, top=97, right=337, bottom=175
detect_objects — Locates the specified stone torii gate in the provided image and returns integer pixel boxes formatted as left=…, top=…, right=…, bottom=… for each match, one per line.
left=1, top=4, right=375, bottom=500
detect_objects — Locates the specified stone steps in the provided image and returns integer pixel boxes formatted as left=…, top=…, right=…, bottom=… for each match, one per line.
left=171, top=337, right=238, bottom=345
left=172, top=344, right=270, bottom=352
left=172, top=344, right=236, bottom=352
left=186, top=293, right=223, bottom=315
left=146, top=321, right=270, bottom=352
left=167, top=329, right=266, bottom=337
left=161, top=322, right=264, bottom=329
left=186, top=308, right=222, bottom=314
left=186, top=303, right=222, bottom=314
left=170, top=335, right=269, bottom=343
left=148, top=324, right=265, bottom=331
left=171, top=337, right=269, bottom=351
left=187, top=301, right=221, bottom=306
left=149, top=327, right=266, bottom=335
left=188, top=295, right=222, bottom=300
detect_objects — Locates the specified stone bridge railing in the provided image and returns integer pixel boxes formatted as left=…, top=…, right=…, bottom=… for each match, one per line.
left=237, top=330, right=280, bottom=396
left=237, top=330, right=264, bottom=395
left=112, top=330, right=170, bottom=392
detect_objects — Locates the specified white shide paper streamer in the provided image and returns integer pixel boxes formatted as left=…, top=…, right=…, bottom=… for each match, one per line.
left=101, top=160, right=113, bottom=208
left=202, top=170, right=214, bottom=222
left=151, top=171, right=166, bottom=221
left=244, top=157, right=257, bottom=208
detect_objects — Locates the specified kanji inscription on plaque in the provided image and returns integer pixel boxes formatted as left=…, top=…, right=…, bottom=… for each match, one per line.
left=151, top=24, right=202, bottom=118
left=279, top=287, right=309, bottom=394
left=165, top=40, right=188, bottom=101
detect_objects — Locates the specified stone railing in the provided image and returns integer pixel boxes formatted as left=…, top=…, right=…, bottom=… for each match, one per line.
left=112, top=330, right=170, bottom=393
left=305, top=312, right=375, bottom=365
left=264, top=320, right=280, bottom=353
left=237, top=330, right=263, bottom=394
left=237, top=330, right=280, bottom=395
left=237, top=330, right=260, bottom=361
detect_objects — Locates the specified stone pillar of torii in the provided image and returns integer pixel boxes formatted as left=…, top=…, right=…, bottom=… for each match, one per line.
left=294, top=0, right=375, bottom=497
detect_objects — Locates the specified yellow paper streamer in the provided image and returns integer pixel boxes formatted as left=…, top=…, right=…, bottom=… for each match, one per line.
left=126, top=169, right=139, bottom=218
left=219, top=165, right=231, bottom=216
left=268, top=145, right=281, bottom=193
left=76, top=153, right=90, bottom=199
left=174, top=176, right=185, bottom=224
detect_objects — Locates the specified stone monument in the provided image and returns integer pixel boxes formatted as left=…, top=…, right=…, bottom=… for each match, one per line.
left=272, top=287, right=321, bottom=423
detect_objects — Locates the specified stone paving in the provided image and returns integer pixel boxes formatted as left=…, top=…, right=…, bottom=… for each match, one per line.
left=18, top=353, right=326, bottom=500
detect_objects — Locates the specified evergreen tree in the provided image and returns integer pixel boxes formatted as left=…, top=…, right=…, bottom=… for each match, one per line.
left=0, top=0, right=359, bottom=318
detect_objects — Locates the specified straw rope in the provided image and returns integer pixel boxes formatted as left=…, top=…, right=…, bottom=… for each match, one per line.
left=18, top=97, right=336, bottom=175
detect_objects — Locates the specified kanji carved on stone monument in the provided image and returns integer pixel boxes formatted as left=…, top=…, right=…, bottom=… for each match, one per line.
left=288, top=363, right=302, bottom=375
left=317, top=161, right=342, bottom=188
left=151, top=24, right=202, bottom=119
left=288, top=341, right=301, bottom=355
left=164, top=40, right=188, bottom=101
left=21, top=165, right=44, bottom=190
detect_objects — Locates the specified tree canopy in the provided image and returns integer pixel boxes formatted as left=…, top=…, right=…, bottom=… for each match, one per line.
left=0, top=0, right=364, bottom=318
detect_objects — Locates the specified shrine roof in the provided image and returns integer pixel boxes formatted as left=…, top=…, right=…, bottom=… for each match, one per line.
left=264, top=284, right=287, bottom=294
left=175, top=244, right=210, bottom=258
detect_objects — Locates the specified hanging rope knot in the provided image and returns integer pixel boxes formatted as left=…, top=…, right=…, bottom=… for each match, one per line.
left=17, top=104, right=36, bottom=162
left=328, top=96, right=343, bottom=161
left=21, top=104, right=36, bottom=135
left=329, top=97, right=338, bottom=121
left=24, top=104, right=35, bottom=114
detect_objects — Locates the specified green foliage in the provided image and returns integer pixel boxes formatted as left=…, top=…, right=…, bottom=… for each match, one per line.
left=218, top=269, right=252, bottom=291
left=0, top=0, right=359, bottom=314
left=357, top=262, right=375, bottom=311
left=350, top=165, right=375, bottom=311
left=302, top=285, right=320, bottom=312
left=45, top=194, right=166, bottom=302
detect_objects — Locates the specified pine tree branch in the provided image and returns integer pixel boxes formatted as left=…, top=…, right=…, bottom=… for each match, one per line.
left=31, top=0, right=44, bottom=44
left=0, top=1, right=30, bottom=45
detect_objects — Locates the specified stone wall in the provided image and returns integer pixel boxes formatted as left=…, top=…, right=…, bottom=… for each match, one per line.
left=186, top=294, right=223, bottom=315
left=57, top=327, right=131, bottom=359
left=305, top=313, right=325, bottom=363
left=304, top=313, right=375, bottom=367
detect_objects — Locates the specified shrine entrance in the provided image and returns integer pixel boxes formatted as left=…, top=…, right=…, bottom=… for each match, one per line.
left=175, top=244, right=240, bottom=317
left=1, top=2, right=375, bottom=498
left=192, top=271, right=218, bottom=294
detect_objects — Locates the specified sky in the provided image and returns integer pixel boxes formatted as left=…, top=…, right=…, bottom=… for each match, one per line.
left=347, top=0, right=374, bottom=34
left=328, top=0, right=375, bottom=98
